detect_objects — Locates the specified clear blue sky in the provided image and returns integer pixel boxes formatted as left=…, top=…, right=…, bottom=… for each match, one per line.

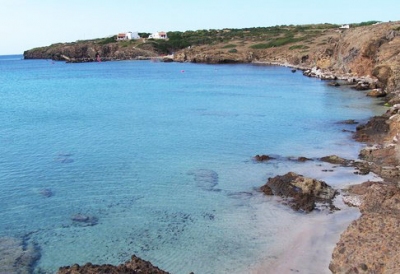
left=1, top=0, right=399, bottom=55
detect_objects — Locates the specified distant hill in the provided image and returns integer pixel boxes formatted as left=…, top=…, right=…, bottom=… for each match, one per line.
left=24, top=20, right=400, bottom=92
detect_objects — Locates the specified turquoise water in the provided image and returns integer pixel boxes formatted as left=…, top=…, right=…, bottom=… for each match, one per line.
left=0, top=55, right=384, bottom=273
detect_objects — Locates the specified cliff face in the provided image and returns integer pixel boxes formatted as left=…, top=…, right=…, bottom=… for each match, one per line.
left=24, top=41, right=158, bottom=62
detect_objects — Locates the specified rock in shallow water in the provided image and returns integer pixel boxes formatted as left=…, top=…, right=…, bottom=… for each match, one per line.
left=71, top=214, right=98, bottom=226
left=57, top=254, right=170, bottom=274
left=188, top=169, right=219, bottom=191
left=0, top=236, right=40, bottom=274
left=260, top=172, right=338, bottom=213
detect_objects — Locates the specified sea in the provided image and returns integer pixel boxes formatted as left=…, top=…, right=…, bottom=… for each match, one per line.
left=0, top=54, right=385, bottom=274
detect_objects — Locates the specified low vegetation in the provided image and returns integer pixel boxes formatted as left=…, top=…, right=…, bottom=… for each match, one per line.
left=25, top=21, right=385, bottom=56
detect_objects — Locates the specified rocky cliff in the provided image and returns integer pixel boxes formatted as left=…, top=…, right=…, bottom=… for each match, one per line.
left=24, top=40, right=159, bottom=62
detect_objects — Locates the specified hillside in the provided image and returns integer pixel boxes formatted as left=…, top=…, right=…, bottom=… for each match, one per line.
left=24, top=21, right=400, bottom=92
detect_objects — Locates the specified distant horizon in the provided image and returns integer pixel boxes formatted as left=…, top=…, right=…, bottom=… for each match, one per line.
left=1, top=19, right=396, bottom=56
left=1, top=0, right=400, bottom=55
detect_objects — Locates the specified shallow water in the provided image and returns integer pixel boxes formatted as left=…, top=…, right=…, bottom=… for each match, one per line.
left=0, top=55, right=384, bottom=273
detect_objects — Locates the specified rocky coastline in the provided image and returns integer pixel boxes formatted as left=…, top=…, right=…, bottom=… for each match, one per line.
left=14, top=21, right=400, bottom=273
left=173, top=21, right=400, bottom=273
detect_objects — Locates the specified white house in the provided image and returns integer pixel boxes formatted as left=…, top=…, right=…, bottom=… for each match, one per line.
left=339, top=24, right=350, bottom=29
left=148, top=31, right=168, bottom=39
left=116, top=31, right=140, bottom=41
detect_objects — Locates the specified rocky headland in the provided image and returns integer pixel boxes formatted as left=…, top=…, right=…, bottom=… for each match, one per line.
left=22, top=21, right=400, bottom=273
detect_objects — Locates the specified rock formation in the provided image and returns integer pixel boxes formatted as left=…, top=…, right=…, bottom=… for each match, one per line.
left=0, top=236, right=40, bottom=274
left=330, top=181, right=400, bottom=273
left=260, top=172, right=338, bottom=212
left=24, top=42, right=158, bottom=62
left=57, top=255, right=169, bottom=274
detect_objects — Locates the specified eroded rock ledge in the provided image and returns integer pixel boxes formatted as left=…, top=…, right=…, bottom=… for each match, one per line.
left=328, top=93, right=400, bottom=273
left=330, top=181, right=400, bottom=273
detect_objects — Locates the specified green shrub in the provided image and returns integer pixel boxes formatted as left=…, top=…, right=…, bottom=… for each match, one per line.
left=250, top=43, right=271, bottom=49
left=250, top=36, right=305, bottom=49
left=228, top=48, right=238, bottom=53
left=222, top=44, right=237, bottom=48
left=289, top=45, right=309, bottom=50
left=98, top=36, right=117, bottom=45
left=351, top=21, right=380, bottom=27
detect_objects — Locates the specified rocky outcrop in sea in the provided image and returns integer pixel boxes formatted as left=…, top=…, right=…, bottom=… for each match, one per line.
left=260, top=172, right=338, bottom=213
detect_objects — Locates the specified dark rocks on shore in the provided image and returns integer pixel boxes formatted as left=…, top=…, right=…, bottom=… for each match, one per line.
left=57, top=254, right=170, bottom=274
left=367, top=89, right=387, bottom=98
left=253, top=154, right=275, bottom=162
left=260, top=172, right=338, bottom=213
left=337, top=119, right=358, bottom=125
left=319, top=155, right=352, bottom=166
left=352, top=81, right=373, bottom=91
left=328, top=81, right=340, bottom=87
left=295, top=156, right=313, bottom=162
left=319, top=155, right=374, bottom=175
left=353, top=116, right=390, bottom=143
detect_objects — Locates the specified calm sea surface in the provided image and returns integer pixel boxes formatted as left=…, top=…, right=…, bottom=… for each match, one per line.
left=0, top=55, right=384, bottom=273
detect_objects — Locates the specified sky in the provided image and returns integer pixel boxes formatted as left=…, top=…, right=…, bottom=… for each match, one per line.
left=1, top=0, right=399, bottom=55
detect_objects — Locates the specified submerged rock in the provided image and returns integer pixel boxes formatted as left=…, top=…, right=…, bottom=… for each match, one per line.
left=71, top=214, right=98, bottom=227
left=39, top=188, right=53, bottom=198
left=338, top=119, right=358, bottom=125
left=260, top=172, right=338, bottom=213
left=188, top=169, right=219, bottom=191
left=0, top=236, right=40, bottom=274
left=57, top=254, right=170, bottom=274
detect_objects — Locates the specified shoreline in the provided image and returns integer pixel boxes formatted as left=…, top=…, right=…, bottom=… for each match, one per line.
left=55, top=61, right=398, bottom=273
left=268, top=62, right=400, bottom=273
left=1, top=57, right=398, bottom=273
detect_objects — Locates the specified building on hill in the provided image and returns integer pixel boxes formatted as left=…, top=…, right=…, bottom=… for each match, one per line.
left=116, top=31, right=140, bottom=41
left=339, top=24, right=350, bottom=29
left=148, top=31, right=168, bottom=39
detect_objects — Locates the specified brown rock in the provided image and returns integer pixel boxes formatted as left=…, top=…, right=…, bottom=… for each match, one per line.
left=58, top=255, right=170, bottom=274
left=367, top=89, right=387, bottom=97
left=354, top=116, right=390, bottom=143
left=320, top=155, right=351, bottom=166
left=330, top=182, right=400, bottom=273
left=254, top=154, right=275, bottom=162
left=260, top=172, right=338, bottom=212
